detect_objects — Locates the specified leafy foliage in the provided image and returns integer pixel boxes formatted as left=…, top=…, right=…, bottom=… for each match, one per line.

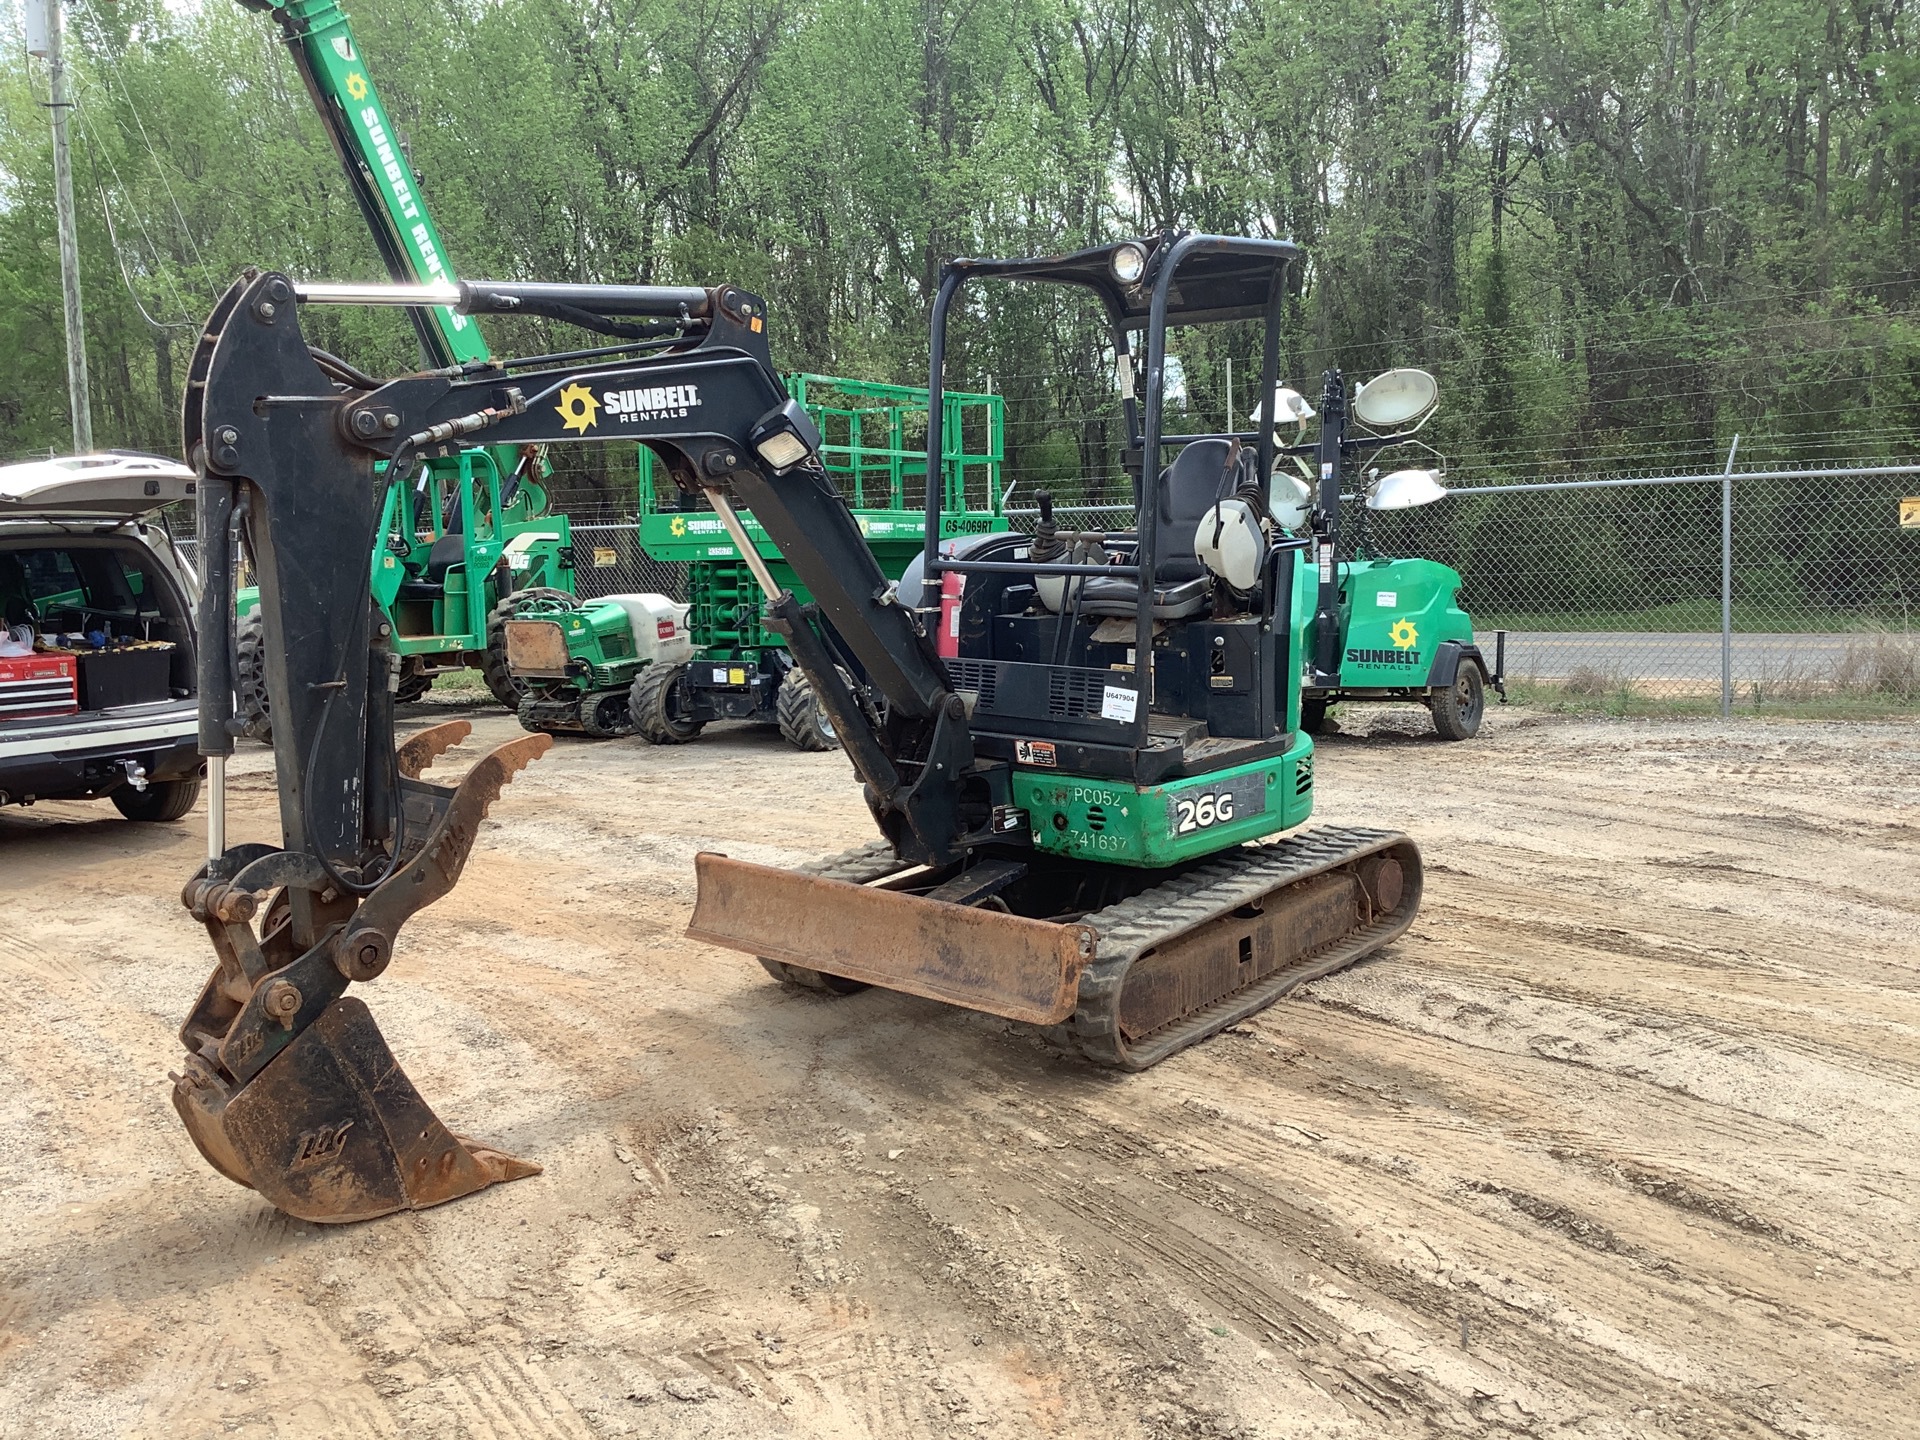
left=1, top=0, right=1916, bottom=526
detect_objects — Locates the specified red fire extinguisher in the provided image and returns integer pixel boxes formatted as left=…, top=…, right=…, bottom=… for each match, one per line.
left=937, top=568, right=966, bottom=658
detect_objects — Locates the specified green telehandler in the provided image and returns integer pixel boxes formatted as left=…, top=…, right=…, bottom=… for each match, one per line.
left=231, top=0, right=578, bottom=740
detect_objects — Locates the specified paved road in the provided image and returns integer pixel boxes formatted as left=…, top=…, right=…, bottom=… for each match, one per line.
left=1496, top=631, right=1861, bottom=684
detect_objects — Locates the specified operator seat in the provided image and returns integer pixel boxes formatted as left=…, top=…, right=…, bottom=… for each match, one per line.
left=1080, top=438, right=1240, bottom=619
left=395, top=532, right=465, bottom=601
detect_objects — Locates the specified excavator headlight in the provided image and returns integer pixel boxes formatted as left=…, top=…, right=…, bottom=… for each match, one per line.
left=1110, top=242, right=1148, bottom=285
left=750, top=399, right=823, bottom=473
left=756, top=431, right=809, bottom=470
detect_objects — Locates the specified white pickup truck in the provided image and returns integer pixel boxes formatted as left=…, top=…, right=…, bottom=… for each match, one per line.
left=0, top=453, right=204, bottom=821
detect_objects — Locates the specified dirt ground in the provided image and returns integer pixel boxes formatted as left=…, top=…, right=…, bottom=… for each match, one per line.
left=2, top=700, right=1917, bottom=1439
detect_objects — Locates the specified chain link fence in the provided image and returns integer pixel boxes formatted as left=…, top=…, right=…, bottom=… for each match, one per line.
left=988, top=459, right=1919, bottom=711
left=176, top=459, right=1920, bottom=712
left=1351, top=461, right=1919, bottom=709
left=568, top=521, right=688, bottom=603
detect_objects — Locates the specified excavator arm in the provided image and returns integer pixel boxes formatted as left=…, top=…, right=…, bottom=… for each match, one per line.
left=178, top=270, right=990, bottom=1220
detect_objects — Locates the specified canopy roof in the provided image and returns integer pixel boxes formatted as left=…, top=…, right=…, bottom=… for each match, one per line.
left=944, top=233, right=1300, bottom=327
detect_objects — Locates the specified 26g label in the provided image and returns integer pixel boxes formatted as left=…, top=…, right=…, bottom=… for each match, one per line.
left=1173, top=792, right=1233, bottom=833
left=1164, top=773, right=1265, bottom=836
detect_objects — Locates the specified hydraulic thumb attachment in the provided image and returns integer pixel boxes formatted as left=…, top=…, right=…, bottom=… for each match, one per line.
left=176, top=270, right=553, bottom=1223
left=174, top=722, right=550, bottom=1223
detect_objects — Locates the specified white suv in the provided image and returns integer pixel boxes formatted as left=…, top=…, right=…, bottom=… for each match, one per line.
left=0, top=453, right=203, bottom=821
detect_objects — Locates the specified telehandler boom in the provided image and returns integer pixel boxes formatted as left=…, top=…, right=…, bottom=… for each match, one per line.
left=178, top=236, right=1424, bottom=1224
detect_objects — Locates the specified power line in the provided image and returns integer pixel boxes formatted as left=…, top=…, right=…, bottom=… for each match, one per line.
left=70, top=80, right=200, bottom=333
left=77, top=12, right=220, bottom=304
left=79, top=119, right=197, bottom=333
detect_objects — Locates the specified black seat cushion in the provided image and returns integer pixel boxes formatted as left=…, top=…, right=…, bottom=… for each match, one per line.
left=1078, top=441, right=1242, bottom=618
left=1151, top=438, right=1240, bottom=584
left=424, top=532, right=464, bottom=585
left=1078, top=575, right=1210, bottom=620
left=396, top=533, right=466, bottom=600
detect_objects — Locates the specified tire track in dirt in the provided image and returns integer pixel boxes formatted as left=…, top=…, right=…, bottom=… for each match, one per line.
left=6, top=710, right=1920, bottom=1437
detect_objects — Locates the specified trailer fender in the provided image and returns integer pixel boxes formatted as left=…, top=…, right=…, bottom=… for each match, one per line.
left=1425, top=641, right=1487, bottom=692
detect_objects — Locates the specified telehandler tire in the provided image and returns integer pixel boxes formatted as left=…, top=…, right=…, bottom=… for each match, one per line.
left=234, top=609, right=273, bottom=743
left=1431, top=662, right=1485, bottom=740
left=775, top=670, right=839, bottom=752
left=1299, top=698, right=1329, bottom=735
left=483, top=587, right=573, bottom=711
left=396, top=660, right=434, bottom=705
left=631, top=662, right=705, bottom=744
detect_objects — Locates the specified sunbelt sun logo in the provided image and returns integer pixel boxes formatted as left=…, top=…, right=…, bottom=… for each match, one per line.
left=555, top=383, right=600, bottom=433
left=1347, top=618, right=1421, bottom=667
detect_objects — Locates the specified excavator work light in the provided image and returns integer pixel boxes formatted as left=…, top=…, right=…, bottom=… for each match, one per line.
left=749, top=398, right=823, bottom=472
left=1111, top=243, right=1148, bottom=285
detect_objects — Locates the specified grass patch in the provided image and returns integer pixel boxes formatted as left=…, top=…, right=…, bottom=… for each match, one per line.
left=1478, top=598, right=1912, bottom=634
left=1504, top=681, right=1917, bottom=720
left=1505, top=629, right=1919, bottom=717
left=426, top=666, right=489, bottom=696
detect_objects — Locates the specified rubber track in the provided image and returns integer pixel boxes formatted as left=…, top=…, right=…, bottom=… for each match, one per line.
left=780, top=827, right=1418, bottom=1070
left=1056, top=826, right=1416, bottom=1070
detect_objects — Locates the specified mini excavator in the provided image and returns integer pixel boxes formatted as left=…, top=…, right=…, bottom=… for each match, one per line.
left=177, top=235, right=1424, bottom=1224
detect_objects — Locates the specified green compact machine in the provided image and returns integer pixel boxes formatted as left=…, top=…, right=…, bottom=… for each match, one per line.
left=1256, top=375, right=1503, bottom=740
left=1293, top=533, right=1506, bottom=740
left=504, top=375, right=1006, bottom=747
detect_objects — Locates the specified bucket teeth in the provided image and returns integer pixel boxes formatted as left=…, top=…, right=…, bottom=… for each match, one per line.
left=396, top=718, right=473, bottom=778
left=356, top=731, right=553, bottom=955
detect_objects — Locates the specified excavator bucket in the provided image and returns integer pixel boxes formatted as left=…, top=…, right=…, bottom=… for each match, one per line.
left=174, top=998, right=539, bottom=1224
left=174, top=727, right=551, bottom=1224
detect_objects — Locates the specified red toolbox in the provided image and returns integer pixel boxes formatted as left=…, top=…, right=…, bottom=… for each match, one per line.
left=0, top=653, right=80, bottom=720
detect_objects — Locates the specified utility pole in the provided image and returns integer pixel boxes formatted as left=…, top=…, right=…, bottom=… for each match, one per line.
left=26, top=0, right=93, bottom=452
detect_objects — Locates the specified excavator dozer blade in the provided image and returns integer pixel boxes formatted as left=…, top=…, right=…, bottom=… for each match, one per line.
left=174, top=998, right=539, bottom=1225
left=692, top=829, right=1422, bottom=1071
left=688, top=852, right=1097, bottom=1025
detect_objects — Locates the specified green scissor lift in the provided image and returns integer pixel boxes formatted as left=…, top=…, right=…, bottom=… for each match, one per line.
left=503, top=376, right=1007, bottom=749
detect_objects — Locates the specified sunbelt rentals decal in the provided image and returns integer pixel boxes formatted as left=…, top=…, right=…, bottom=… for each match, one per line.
left=1346, top=617, right=1422, bottom=667
left=346, top=85, right=467, bottom=334
left=555, top=381, right=702, bottom=434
